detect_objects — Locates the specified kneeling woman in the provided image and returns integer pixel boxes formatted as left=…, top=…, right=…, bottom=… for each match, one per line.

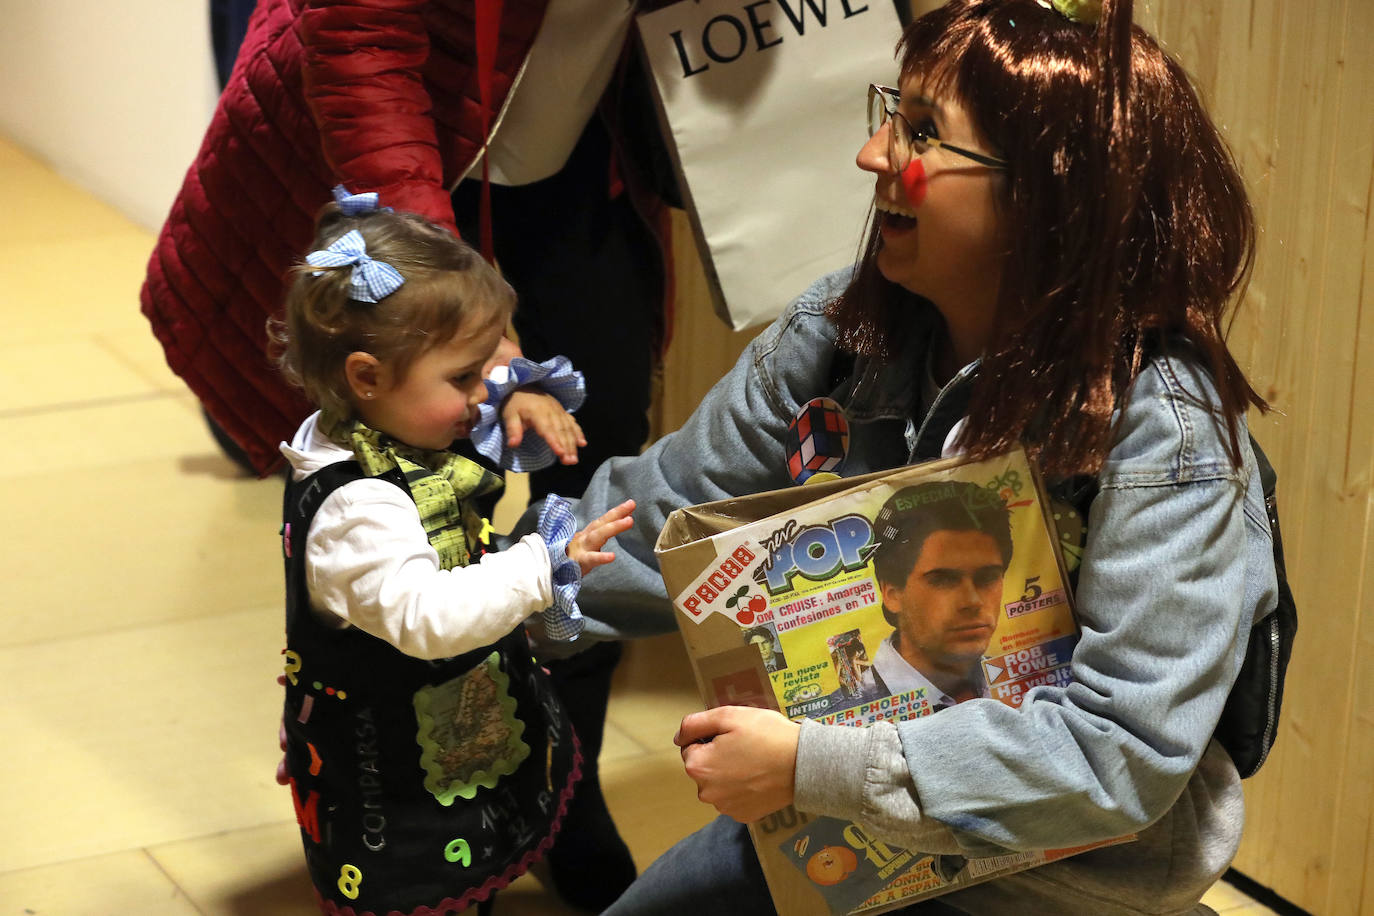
left=569, top=0, right=1279, bottom=912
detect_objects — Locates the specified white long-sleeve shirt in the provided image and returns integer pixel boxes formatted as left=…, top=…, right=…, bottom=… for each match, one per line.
left=280, top=412, right=553, bottom=660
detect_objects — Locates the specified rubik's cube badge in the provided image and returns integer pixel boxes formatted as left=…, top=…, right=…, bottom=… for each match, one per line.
left=785, top=397, right=850, bottom=484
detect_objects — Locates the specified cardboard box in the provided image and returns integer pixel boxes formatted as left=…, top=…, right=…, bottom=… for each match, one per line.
left=654, top=448, right=1127, bottom=914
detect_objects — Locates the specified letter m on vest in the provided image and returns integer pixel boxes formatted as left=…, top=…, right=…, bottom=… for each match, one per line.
left=290, top=778, right=322, bottom=843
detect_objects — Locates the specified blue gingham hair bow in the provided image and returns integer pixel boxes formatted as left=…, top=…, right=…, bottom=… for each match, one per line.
left=305, top=229, right=405, bottom=303
left=331, top=184, right=391, bottom=216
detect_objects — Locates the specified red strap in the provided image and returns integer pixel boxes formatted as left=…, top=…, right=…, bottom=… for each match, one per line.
left=474, top=0, right=504, bottom=262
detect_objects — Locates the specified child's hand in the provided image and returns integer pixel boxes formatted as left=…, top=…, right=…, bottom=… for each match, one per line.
left=503, top=389, right=587, bottom=465
left=568, top=499, right=635, bottom=576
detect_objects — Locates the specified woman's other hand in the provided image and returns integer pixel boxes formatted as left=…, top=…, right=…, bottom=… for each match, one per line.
left=676, top=706, right=801, bottom=823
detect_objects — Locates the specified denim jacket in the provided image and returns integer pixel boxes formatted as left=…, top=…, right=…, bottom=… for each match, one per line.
left=563, top=269, right=1279, bottom=908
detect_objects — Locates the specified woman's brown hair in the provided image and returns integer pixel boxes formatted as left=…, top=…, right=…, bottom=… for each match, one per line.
left=830, top=0, right=1266, bottom=478
left=269, top=204, right=515, bottom=419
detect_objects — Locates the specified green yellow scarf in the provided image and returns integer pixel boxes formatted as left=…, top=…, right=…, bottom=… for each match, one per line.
left=319, top=411, right=504, bottom=570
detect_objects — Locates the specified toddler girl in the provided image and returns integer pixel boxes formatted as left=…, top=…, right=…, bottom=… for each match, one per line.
left=272, top=196, right=634, bottom=915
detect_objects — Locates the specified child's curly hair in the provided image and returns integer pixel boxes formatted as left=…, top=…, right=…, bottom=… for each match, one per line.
left=269, top=204, right=515, bottom=419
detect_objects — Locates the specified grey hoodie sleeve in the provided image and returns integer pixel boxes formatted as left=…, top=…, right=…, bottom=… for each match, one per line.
left=794, top=719, right=965, bottom=854
left=515, top=271, right=851, bottom=649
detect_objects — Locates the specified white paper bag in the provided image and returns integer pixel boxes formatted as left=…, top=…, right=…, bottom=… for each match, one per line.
left=637, top=0, right=904, bottom=330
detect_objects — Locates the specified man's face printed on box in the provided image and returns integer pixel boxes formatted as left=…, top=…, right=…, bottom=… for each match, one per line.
left=880, top=528, right=1005, bottom=675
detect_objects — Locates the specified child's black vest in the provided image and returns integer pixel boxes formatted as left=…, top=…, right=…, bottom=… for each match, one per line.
left=280, top=461, right=581, bottom=915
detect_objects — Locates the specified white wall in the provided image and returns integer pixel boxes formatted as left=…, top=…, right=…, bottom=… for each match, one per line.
left=0, top=1, right=220, bottom=231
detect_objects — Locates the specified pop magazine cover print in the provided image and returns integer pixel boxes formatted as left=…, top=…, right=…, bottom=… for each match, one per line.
left=661, top=448, right=1104, bottom=914
left=673, top=448, right=1077, bottom=729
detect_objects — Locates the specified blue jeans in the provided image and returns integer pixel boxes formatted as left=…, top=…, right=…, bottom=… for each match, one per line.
left=603, top=815, right=968, bottom=916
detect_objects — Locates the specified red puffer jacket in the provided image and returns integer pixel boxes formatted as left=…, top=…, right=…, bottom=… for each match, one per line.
left=141, top=0, right=548, bottom=475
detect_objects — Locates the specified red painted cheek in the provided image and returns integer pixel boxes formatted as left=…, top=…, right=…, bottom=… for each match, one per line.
left=900, top=159, right=928, bottom=208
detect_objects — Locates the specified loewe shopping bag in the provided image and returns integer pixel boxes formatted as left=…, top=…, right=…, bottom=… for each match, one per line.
left=637, top=0, right=903, bottom=330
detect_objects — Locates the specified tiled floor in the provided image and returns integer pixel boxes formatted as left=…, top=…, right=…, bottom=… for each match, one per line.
left=1, top=137, right=1277, bottom=915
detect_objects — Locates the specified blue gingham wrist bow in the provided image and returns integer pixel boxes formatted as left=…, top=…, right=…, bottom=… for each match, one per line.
left=331, top=184, right=391, bottom=216
left=471, top=356, right=587, bottom=471
left=305, top=229, right=405, bottom=303
left=537, top=495, right=584, bottom=642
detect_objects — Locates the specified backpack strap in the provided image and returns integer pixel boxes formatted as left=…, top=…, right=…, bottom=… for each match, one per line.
left=1213, top=435, right=1298, bottom=777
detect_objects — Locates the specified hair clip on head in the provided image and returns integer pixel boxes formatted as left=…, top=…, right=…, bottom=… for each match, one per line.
left=1035, top=0, right=1103, bottom=25
left=331, top=184, right=393, bottom=217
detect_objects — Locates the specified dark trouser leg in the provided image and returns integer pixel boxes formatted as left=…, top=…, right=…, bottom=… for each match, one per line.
left=543, top=641, right=636, bottom=910
left=453, top=116, right=657, bottom=910
left=209, top=0, right=258, bottom=89
left=602, top=816, right=775, bottom=916
left=202, top=406, right=258, bottom=475
left=603, top=817, right=978, bottom=916
left=451, top=116, right=658, bottom=504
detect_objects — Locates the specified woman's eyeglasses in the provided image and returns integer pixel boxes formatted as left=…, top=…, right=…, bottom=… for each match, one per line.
left=867, top=84, right=1008, bottom=170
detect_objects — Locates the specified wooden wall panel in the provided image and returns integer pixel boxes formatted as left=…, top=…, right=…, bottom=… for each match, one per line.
left=1146, top=0, right=1374, bottom=912
left=1308, top=3, right=1374, bottom=910
left=651, top=2, right=1374, bottom=911
left=649, top=209, right=764, bottom=438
